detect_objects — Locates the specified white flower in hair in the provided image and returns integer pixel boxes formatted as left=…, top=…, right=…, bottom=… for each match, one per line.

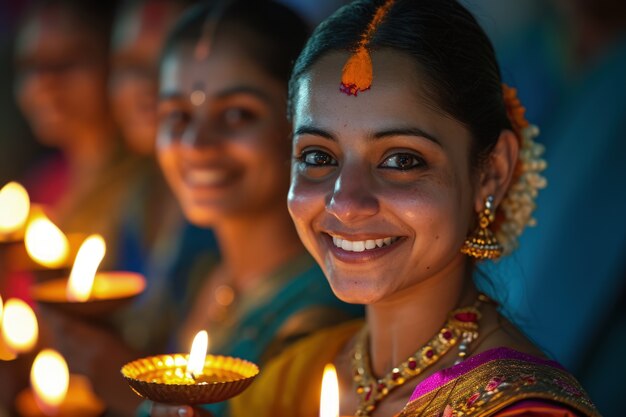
left=496, top=85, right=548, bottom=256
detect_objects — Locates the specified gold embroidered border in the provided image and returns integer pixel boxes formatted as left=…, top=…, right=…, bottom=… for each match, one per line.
left=398, top=359, right=600, bottom=417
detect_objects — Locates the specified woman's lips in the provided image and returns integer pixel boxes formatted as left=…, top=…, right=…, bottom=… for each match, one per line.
left=323, top=233, right=404, bottom=263
left=180, top=168, right=241, bottom=202
left=184, top=169, right=230, bottom=187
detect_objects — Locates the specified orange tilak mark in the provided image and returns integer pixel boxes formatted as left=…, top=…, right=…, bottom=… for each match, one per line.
left=340, top=0, right=395, bottom=96
left=340, top=48, right=373, bottom=95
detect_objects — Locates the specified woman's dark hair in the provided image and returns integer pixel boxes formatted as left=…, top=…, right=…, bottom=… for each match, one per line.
left=162, top=0, right=310, bottom=84
left=289, top=0, right=512, bottom=167
left=28, top=0, right=118, bottom=48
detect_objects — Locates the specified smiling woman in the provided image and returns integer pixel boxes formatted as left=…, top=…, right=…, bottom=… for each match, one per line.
left=289, top=50, right=479, bottom=306
left=149, top=1, right=599, bottom=417
left=225, top=0, right=597, bottom=416
left=157, top=37, right=292, bottom=224
left=146, top=2, right=363, bottom=417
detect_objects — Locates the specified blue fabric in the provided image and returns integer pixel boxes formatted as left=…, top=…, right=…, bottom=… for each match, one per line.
left=482, top=33, right=626, bottom=417
left=114, top=190, right=219, bottom=354
left=167, top=222, right=219, bottom=303
left=222, top=262, right=362, bottom=361
left=135, top=257, right=363, bottom=417
left=201, top=261, right=363, bottom=417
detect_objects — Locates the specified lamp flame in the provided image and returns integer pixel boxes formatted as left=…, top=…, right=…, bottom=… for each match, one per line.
left=320, top=363, right=340, bottom=417
left=24, top=213, right=69, bottom=268
left=31, top=349, right=69, bottom=415
left=0, top=294, right=16, bottom=361
left=66, top=235, right=106, bottom=302
left=0, top=182, right=30, bottom=235
left=186, top=330, right=209, bottom=379
left=1, top=298, right=38, bottom=353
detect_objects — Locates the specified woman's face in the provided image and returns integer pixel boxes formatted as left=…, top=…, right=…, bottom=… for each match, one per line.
left=157, top=35, right=292, bottom=226
left=289, top=50, right=477, bottom=305
left=14, top=6, right=111, bottom=147
left=110, top=1, right=183, bottom=155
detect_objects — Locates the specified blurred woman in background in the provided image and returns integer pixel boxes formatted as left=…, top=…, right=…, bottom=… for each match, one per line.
left=143, top=1, right=363, bottom=415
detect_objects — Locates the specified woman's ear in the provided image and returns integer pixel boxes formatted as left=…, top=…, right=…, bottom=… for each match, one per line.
left=474, top=129, right=519, bottom=212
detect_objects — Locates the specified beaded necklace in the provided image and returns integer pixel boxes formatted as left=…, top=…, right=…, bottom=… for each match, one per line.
left=352, top=295, right=488, bottom=416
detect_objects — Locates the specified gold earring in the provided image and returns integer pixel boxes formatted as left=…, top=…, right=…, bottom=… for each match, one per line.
left=461, top=195, right=503, bottom=260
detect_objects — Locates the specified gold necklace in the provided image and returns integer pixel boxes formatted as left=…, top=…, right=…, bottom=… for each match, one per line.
left=352, top=295, right=487, bottom=416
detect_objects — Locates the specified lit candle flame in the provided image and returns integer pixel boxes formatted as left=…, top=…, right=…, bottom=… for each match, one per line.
left=1, top=298, right=38, bottom=353
left=0, top=182, right=30, bottom=235
left=66, top=235, right=106, bottom=302
left=186, top=330, right=209, bottom=379
left=0, top=295, right=18, bottom=361
left=31, top=349, right=70, bottom=415
left=24, top=213, right=70, bottom=268
left=320, top=363, right=340, bottom=417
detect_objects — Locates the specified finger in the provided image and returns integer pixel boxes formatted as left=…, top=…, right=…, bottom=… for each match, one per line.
left=150, top=403, right=194, bottom=417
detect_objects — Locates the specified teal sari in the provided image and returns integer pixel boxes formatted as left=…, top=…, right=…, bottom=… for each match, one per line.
left=136, top=253, right=363, bottom=417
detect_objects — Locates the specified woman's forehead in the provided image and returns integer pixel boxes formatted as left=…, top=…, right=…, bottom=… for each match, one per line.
left=297, top=50, right=428, bottom=108
left=161, top=43, right=268, bottom=90
left=297, top=52, right=432, bottom=120
left=292, top=50, right=471, bottom=151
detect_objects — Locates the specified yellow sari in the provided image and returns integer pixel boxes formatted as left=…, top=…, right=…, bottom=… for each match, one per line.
left=231, top=322, right=600, bottom=417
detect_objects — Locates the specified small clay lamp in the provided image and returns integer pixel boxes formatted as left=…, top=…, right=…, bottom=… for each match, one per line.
left=122, top=330, right=259, bottom=404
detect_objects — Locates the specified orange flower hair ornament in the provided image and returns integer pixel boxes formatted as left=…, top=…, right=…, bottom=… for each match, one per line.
left=340, top=0, right=395, bottom=96
left=494, top=84, right=547, bottom=256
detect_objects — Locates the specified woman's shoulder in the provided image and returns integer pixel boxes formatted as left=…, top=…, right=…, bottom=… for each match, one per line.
left=400, top=346, right=600, bottom=417
left=267, top=319, right=364, bottom=365
left=230, top=320, right=364, bottom=417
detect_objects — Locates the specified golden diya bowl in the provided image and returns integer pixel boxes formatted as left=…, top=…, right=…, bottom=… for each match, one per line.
left=121, top=354, right=259, bottom=404
left=31, top=272, right=146, bottom=317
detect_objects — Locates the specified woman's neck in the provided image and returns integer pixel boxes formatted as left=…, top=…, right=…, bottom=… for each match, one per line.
left=213, top=202, right=305, bottom=292
left=366, top=255, right=476, bottom=377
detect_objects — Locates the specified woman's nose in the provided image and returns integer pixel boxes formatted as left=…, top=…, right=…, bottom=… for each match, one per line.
left=181, top=117, right=221, bottom=149
left=325, top=168, right=379, bottom=223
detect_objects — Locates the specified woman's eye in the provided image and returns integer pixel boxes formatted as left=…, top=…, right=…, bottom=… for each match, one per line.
left=380, top=153, right=425, bottom=170
left=162, top=110, right=191, bottom=137
left=299, top=150, right=337, bottom=167
left=221, top=107, right=257, bottom=129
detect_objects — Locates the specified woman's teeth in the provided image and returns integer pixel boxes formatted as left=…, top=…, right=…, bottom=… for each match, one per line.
left=186, top=170, right=227, bottom=186
left=331, top=236, right=399, bottom=252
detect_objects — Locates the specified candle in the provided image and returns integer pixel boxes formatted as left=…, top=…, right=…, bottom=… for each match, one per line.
left=121, top=330, right=259, bottom=404
left=15, top=353, right=105, bottom=417
left=1, top=298, right=38, bottom=354
left=30, top=349, right=69, bottom=415
left=0, top=295, right=17, bottom=360
left=66, top=235, right=105, bottom=302
left=320, top=364, right=355, bottom=417
left=0, top=182, right=30, bottom=241
left=320, top=364, right=340, bottom=417
left=186, top=330, right=209, bottom=380
left=24, top=212, right=70, bottom=269
left=30, top=234, right=146, bottom=317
